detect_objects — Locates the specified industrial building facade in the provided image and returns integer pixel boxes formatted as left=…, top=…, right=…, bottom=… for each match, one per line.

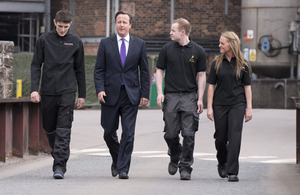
left=0, top=0, right=241, bottom=55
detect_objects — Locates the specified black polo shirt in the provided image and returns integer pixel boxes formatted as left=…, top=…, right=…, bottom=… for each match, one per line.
left=156, top=41, right=206, bottom=93
left=207, top=57, right=251, bottom=106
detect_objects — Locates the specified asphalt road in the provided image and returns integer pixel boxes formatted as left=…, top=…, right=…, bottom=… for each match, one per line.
left=0, top=108, right=299, bottom=195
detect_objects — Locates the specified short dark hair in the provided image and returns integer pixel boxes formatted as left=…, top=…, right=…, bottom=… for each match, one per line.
left=55, top=10, right=72, bottom=23
left=115, top=10, right=132, bottom=24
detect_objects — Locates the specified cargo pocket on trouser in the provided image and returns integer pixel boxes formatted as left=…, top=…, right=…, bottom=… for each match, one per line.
left=57, top=93, right=75, bottom=129
left=181, top=111, right=199, bottom=137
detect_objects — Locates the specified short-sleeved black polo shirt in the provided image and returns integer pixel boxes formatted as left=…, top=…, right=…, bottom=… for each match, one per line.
left=156, top=41, right=206, bottom=93
left=207, top=57, right=251, bottom=106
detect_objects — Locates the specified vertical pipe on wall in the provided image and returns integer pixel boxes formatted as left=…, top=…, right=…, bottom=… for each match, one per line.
left=69, top=0, right=74, bottom=33
left=106, top=0, right=110, bottom=37
left=296, top=10, right=300, bottom=79
left=44, top=0, right=51, bottom=33
left=170, top=0, right=174, bottom=29
left=298, top=54, right=300, bottom=80
left=225, top=0, right=228, bottom=15
left=111, top=0, right=119, bottom=35
left=284, top=79, right=287, bottom=109
left=290, top=42, right=295, bottom=79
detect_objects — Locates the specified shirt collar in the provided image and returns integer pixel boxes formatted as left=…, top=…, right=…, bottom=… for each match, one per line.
left=223, top=55, right=236, bottom=62
left=174, top=38, right=192, bottom=48
left=117, top=34, right=130, bottom=42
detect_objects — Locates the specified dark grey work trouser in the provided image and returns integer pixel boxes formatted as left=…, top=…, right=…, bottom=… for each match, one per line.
left=213, top=102, right=246, bottom=175
left=41, top=92, right=75, bottom=173
left=163, top=91, right=199, bottom=173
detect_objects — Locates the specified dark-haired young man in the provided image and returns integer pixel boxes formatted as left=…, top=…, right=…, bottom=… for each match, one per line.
left=30, top=10, right=86, bottom=179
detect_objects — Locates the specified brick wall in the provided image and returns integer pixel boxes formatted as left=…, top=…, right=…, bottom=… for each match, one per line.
left=51, top=0, right=241, bottom=38
left=51, top=0, right=70, bottom=29
left=50, top=0, right=241, bottom=55
left=73, top=0, right=107, bottom=37
left=124, top=0, right=241, bottom=39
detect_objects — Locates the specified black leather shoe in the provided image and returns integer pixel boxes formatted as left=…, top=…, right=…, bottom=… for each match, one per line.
left=168, top=162, right=178, bottom=175
left=111, top=164, right=118, bottom=177
left=217, top=164, right=227, bottom=178
left=118, top=172, right=129, bottom=179
left=228, top=175, right=239, bottom=182
left=180, top=170, right=191, bottom=180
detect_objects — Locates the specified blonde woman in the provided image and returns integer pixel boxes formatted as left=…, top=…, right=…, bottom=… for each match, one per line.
left=207, top=31, right=252, bottom=182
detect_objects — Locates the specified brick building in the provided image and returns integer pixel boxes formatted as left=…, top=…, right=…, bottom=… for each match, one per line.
left=51, top=0, right=241, bottom=55
left=0, top=0, right=241, bottom=55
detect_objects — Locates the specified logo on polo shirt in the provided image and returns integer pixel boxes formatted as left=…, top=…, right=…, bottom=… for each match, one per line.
left=64, top=42, right=73, bottom=46
left=189, top=55, right=195, bottom=63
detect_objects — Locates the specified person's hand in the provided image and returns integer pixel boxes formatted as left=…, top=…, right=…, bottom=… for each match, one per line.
left=197, top=100, right=204, bottom=114
left=77, top=98, right=85, bottom=109
left=207, top=107, right=214, bottom=121
left=245, top=108, right=252, bottom=122
left=30, top=91, right=40, bottom=103
left=156, top=94, right=164, bottom=109
left=140, top=98, right=149, bottom=108
left=97, top=91, right=106, bottom=103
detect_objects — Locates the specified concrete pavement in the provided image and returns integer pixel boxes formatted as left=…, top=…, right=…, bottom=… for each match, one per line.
left=0, top=108, right=299, bottom=195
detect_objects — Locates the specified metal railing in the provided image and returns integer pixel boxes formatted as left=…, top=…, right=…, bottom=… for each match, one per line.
left=0, top=97, right=50, bottom=162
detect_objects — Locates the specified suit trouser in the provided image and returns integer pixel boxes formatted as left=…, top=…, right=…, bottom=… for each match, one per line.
left=213, top=102, right=246, bottom=175
left=41, top=93, right=75, bottom=173
left=101, top=87, right=138, bottom=174
left=163, top=91, right=198, bottom=173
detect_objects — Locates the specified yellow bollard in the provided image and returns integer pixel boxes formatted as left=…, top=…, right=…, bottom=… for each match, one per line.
left=16, top=79, right=22, bottom=98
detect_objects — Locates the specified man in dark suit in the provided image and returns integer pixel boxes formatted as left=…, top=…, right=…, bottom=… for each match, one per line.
left=94, top=10, right=150, bottom=179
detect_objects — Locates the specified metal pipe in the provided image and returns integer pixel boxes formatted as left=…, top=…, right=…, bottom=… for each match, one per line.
left=170, top=0, right=174, bottom=29
left=297, top=13, right=300, bottom=79
left=298, top=54, right=300, bottom=80
left=106, top=0, right=110, bottom=37
left=284, top=79, right=287, bottom=109
left=111, top=0, right=119, bottom=35
left=44, top=0, right=51, bottom=32
left=28, top=14, right=34, bottom=52
left=225, top=0, right=228, bottom=15
left=69, top=0, right=74, bottom=33
left=290, top=41, right=294, bottom=79
left=297, top=103, right=300, bottom=164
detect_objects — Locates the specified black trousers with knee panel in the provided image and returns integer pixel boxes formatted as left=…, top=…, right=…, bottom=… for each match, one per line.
left=41, top=92, right=75, bottom=173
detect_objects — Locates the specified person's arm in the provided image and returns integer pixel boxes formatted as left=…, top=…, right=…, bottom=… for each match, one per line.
left=207, top=84, right=215, bottom=121
left=155, top=68, right=164, bottom=109
left=197, top=71, right=206, bottom=114
left=74, top=39, right=86, bottom=99
left=94, top=40, right=106, bottom=103
left=139, top=41, right=150, bottom=108
left=30, top=37, right=44, bottom=103
left=74, top=40, right=86, bottom=108
left=244, top=85, right=252, bottom=122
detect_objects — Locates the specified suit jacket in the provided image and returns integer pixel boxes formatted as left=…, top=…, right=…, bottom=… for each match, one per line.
left=94, top=34, right=150, bottom=106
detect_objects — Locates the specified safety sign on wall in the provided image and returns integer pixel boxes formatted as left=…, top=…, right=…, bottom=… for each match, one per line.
left=249, top=49, right=256, bottom=61
left=244, top=30, right=254, bottom=41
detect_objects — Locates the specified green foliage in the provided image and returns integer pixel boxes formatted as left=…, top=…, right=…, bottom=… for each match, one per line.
left=13, top=53, right=33, bottom=97
left=12, top=53, right=157, bottom=106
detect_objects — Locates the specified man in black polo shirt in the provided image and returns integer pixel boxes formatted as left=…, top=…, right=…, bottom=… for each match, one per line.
left=155, top=18, right=206, bottom=180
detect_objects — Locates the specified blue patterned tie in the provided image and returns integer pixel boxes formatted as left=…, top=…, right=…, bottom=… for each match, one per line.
left=120, top=38, right=126, bottom=67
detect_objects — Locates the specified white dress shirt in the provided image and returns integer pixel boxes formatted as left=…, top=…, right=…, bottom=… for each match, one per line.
left=117, top=34, right=130, bottom=56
